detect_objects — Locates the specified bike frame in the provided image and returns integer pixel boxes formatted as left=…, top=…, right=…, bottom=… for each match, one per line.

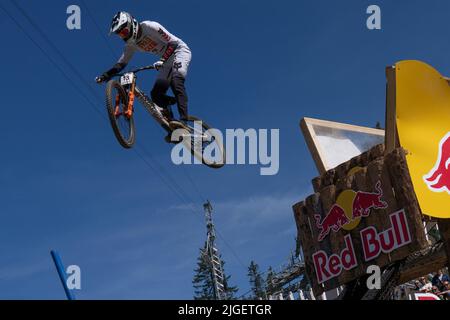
left=116, top=65, right=208, bottom=140
left=116, top=66, right=171, bottom=132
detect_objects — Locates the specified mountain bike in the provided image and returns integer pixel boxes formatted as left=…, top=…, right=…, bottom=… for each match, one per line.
left=103, top=65, right=225, bottom=169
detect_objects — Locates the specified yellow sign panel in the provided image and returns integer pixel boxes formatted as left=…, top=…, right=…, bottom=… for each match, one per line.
left=396, top=60, right=450, bottom=218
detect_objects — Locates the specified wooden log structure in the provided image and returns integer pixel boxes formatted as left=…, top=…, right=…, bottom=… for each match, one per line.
left=293, top=144, right=432, bottom=297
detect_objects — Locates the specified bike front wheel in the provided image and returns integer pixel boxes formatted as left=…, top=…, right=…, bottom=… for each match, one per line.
left=106, top=80, right=135, bottom=149
left=182, top=115, right=226, bottom=169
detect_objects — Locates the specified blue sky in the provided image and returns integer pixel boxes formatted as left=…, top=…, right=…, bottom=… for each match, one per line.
left=1, top=0, right=450, bottom=299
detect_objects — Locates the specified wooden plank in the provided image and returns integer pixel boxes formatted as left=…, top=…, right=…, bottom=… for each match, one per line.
left=369, top=144, right=385, bottom=160
left=312, top=177, right=322, bottom=193
left=319, top=184, right=341, bottom=291
left=340, top=168, right=369, bottom=284
left=385, top=66, right=397, bottom=154
left=385, top=148, right=428, bottom=250
left=368, top=157, right=401, bottom=264
left=397, top=244, right=448, bottom=285
left=335, top=160, right=352, bottom=183
left=322, top=169, right=336, bottom=190
left=293, top=201, right=304, bottom=244
left=363, top=160, right=390, bottom=267
left=293, top=194, right=325, bottom=296
left=303, top=193, right=326, bottom=295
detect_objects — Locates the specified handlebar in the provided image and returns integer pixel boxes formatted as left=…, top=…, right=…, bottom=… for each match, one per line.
left=116, top=65, right=155, bottom=77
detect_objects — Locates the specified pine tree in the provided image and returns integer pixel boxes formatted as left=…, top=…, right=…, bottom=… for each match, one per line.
left=265, top=266, right=276, bottom=297
left=193, top=244, right=215, bottom=300
left=192, top=243, right=239, bottom=300
left=222, top=259, right=239, bottom=300
left=247, top=261, right=265, bottom=299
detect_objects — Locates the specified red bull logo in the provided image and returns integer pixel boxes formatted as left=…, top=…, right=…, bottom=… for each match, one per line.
left=314, top=181, right=388, bottom=242
left=423, top=132, right=450, bottom=194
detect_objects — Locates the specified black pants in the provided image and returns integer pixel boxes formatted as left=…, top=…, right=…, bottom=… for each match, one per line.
left=151, top=71, right=188, bottom=121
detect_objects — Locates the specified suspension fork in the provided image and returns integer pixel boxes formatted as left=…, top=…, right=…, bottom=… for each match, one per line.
left=114, top=94, right=121, bottom=117
left=125, top=79, right=136, bottom=119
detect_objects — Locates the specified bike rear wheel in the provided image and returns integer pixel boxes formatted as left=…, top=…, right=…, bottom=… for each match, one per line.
left=182, top=115, right=226, bottom=169
left=106, top=80, right=135, bottom=148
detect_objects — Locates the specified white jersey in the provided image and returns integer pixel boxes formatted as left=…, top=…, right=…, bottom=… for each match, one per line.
left=117, top=21, right=186, bottom=65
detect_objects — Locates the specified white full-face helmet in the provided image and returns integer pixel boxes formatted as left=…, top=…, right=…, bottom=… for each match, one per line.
left=109, top=11, right=139, bottom=43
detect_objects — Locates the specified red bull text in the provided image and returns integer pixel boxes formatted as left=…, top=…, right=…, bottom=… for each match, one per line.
left=360, top=210, right=411, bottom=261
left=312, top=210, right=411, bottom=284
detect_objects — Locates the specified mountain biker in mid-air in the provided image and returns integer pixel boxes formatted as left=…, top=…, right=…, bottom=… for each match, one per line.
left=95, top=11, right=192, bottom=141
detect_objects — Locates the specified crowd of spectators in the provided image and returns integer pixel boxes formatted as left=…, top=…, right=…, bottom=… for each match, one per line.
left=413, top=269, right=450, bottom=300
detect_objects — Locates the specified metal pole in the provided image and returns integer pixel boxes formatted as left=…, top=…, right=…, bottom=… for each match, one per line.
left=203, top=201, right=226, bottom=300
left=50, top=250, right=76, bottom=300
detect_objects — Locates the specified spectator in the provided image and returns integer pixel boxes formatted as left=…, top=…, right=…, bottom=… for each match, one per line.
left=415, top=276, right=432, bottom=293
left=431, top=286, right=442, bottom=299
left=441, top=281, right=450, bottom=300
left=431, top=270, right=449, bottom=291
left=414, top=280, right=421, bottom=291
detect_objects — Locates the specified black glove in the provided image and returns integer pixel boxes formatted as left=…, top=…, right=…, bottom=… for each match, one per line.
left=95, top=73, right=110, bottom=84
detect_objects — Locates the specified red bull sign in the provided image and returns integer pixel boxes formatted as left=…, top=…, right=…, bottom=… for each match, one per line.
left=394, top=60, right=450, bottom=218
left=293, top=147, right=427, bottom=295
left=311, top=182, right=411, bottom=284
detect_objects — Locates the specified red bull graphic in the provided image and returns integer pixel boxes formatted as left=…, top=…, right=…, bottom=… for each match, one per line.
left=423, top=132, right=450, bottom=194
left=352, top=181, right=388, bottom=219
left=314, top=205, right=349, bottom=242
left=314, top=181, right=388, bottom=242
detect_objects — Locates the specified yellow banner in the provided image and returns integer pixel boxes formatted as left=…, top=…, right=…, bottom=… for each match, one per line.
left=396, top=60, right=450, bottom=218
